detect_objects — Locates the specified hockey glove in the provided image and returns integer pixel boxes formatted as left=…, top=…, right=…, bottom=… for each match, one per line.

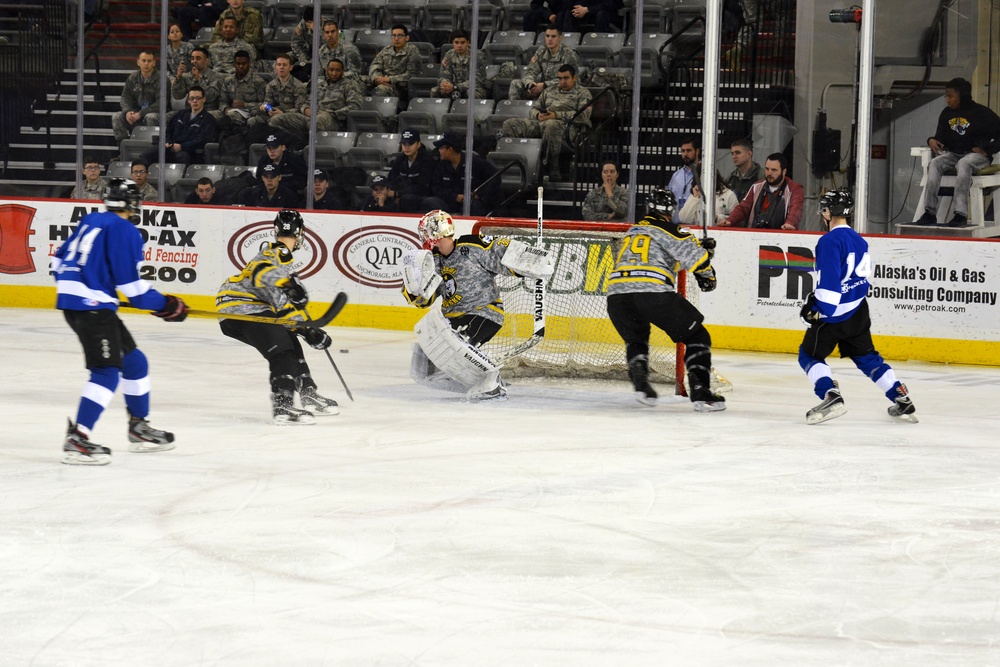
left=695, top=272, right=717, bottom=293
left=297, top=327, right=332, bottom=350
left=701, top=237, right=717, bottom=260
left=154, top=294, right=188, bottom=322
left=800, top=292, right=820, bottom=326
left=282, top=274, right=308, bottom=310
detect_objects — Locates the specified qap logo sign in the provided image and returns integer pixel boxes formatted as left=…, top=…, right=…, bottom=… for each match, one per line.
left=333, top=225, right=421, bottom=288
left=227, top=221, right=328, bottom=279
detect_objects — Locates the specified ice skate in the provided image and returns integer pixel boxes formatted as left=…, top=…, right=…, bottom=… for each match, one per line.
left=62, top=419, right=112, bottom=466
left=690, top=386, right=726, bottom=412
left=470, top=385, right=508, bottom=402
left=128, top=415, right=176, bottom=453
left=888, top=384, right=918, bottom=423
left=806, top=383, right=846, bottom=424
left=299, top=386, right=340, bottom=416
left=628, top=356, right=657, bottom=406
left=272, top=391, right=316, bottom=425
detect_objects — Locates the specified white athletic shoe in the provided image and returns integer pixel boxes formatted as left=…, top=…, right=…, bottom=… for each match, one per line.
left=806, top=385, right=847, bottom=424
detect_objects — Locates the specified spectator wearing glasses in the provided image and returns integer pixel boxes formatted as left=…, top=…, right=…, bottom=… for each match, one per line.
left=142, top=86, right=219, bottom=165
left=129, top=160, right=158, bottom=201
left=368, top=25, right=423, bottom=98
left=70, top=157, right=106, bottom=200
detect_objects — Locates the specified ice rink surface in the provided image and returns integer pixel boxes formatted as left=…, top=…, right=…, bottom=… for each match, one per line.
left=3, top=306, right=1000, bottom=666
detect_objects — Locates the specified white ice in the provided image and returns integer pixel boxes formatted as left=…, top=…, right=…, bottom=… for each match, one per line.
left=3, top=307, right=999, bottom=666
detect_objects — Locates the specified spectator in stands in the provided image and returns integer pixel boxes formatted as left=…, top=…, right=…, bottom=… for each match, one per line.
left=387, top=129, right=435, bottom=213
left=250, top=54, right=309, bottom=130
left=667, top=135, right=700, bottom=211
left=142, top=86, right=219, bottom=165
left=112, top=50, right=160, bottom=145
left=184, top=177, right=217, bottom=204
left=317, top=20, right=363, bottom=84
left=216, top=50, right=266, bottom=130
left=171, top=47, right=224, bottom=112
left=726, top=138, right=763, bottom=203
left=725, top=0, right=791, bottom=73
left=556, top=0, right=622, bottom=33
left=509, top=25, right=581, bottom=101
left=432, top=29, right=487, bottom=101
left=271, top=58, right=362, bottom=138
left=501, top=64, right=591, bottom=182
left=311, top=169, right=348, bottom=210
left=255, top=133, right=308, bottom=193
left=582, top=161, right=627, bottom=221
left=368, top=25, right=423, bottom=98
left=129, top=160, right=157, bottom=201
left=70, top=157, right=105, bottom=200
left=915, top=77, right=1000, bottom=228
left=239, top=163, right=300, bottom=207
left=174, top=0, right=225, bottom=41
left=208, top=16, right=257, bottom=76
left=677, top=170, right=739, bottom=226
left=211, top=0, right=263, bottom=51
left=424, top=131, right=500, bottom=216
left=361, top=175, right=401, bottom=212
left=523, top=0, right=568, bottom=33
left=290, top=9, right=316, bottom=83
left=718, top=152, right=803, bottom=229
left=164, top=23, right=194, bottom=80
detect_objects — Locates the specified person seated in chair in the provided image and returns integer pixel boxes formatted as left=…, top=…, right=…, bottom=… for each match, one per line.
left=239, top=163, right=301, bottom=207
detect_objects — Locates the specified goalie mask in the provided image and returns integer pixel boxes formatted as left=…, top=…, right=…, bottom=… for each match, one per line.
left=418, top=210, right=455, bottom=248
left=818, top=189, right=854, bottom=219
left=103, top=178, right=143, bottom=221
left=274, top=209, right=305, bottom=250
left=646, top=188, right=676, bottom=219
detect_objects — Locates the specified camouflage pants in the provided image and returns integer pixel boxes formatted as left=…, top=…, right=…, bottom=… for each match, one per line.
left=507, top=79, right=542, bottom=101
left=269, top=110, right=342, bottom=134
left=112, top=111, right=160, bottom=144
left=500, top=117, right=580, bottom=178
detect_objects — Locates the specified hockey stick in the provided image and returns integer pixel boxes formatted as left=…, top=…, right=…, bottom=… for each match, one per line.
left=493, top=186, right=547, bottom=364
left=121, top=291, right=348, bottom=329
left=302, top=308, right=354, bottom=402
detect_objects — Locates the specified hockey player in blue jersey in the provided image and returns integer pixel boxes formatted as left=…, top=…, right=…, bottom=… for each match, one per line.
left=799, top=190, right=917, bottom=424
left=52, top=178, right=190, bottom=465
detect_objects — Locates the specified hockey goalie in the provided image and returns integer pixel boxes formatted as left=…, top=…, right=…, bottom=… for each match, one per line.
left=402, top=210, right=554, bottom=401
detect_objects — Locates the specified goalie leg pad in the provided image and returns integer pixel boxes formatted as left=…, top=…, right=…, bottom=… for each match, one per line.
left=501, top=239, right=554, bottom=278
left=415, top=309, right=501, bottom=391
left=410, top=344, right=469, bottom=394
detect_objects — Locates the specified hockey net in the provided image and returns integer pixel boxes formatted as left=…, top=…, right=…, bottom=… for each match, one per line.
left=473, top=219, right=731, bottom=395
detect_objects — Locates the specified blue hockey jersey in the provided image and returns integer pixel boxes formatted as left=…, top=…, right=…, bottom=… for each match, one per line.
left=813, top=224, right=871, bottom=324
left=52, top=210, right=167, bottom=312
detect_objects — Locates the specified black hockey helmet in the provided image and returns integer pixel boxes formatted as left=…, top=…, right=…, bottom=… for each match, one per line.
left=103, top=178, right=143, bottom=221
left=818, top=189, right=854, bottom=218
left=274, top=209, right=305, bottom=249
left=646, top=188, right=676, bottom=218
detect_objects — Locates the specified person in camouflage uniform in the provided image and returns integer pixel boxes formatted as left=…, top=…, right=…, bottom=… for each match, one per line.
left=432, top=29, right=487, bottom=100
left=317, top=19, right=363, bottom=83
left=165, top=23, right=194, bottom=80
left=289, top=13, right=317, bottom=82
left=208, top=16, right=257, bottom=76
left=70, top=157, right=106, bottom=200
left=112, top=50, right=160, bottom=144
left=215, top=50, right=266, bottom=128
left=368, top=25, right=423, bottom=98
left=508, top=25, right=581, bottom=101
left=249, top=54, right=309, bottom=129
left=582, top=161, right=628, bottom=221
left=270, top=58, right=362, bottom=139
left=171, top=47, right=225, bottom=112
left=129, top=161, right=158, bottom=202
left=501, top=63, right=591, bottom=182
left=211, top=0, right=263, bottom=50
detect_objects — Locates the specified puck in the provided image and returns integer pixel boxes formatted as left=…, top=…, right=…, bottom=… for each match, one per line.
left=339, top=349, right=349, bottom=353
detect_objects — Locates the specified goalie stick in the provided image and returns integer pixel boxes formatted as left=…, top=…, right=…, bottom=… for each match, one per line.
left=493, top=186, right=546, bottom=364
left=122, top=291, right=348, bottom=328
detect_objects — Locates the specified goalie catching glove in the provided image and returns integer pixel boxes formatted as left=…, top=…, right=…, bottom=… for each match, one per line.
left=295, top=327, right=332, bottom=350
left=402, top=249, right=442, bottom=307
left=501, top=239, right=554, bottom=279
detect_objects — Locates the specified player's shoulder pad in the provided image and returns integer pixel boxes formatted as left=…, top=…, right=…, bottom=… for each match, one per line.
left=260, top=241, right=294, bottom=264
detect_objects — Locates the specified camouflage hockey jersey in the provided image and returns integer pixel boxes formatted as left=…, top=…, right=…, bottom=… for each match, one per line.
left=216, top=241, right=303, bottom=319
left=606, top=215, right=715, bottom=295
left=420, top=235, right=514, bottom=326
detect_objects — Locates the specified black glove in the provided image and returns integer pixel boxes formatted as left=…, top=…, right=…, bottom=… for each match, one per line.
left=283, top=274, right=308, bottom=310
left=695, top=272, right=716, bottom=292
left=800, top=292, right=820, bottom=326
left=154, top=294, right=188, bottom=322
left=297, top=327, right=331, bottom=350
left=701, top=236, right=716, bottom=260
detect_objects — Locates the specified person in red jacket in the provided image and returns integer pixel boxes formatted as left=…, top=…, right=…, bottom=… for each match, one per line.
left=717, top=152, right=803, bottom=230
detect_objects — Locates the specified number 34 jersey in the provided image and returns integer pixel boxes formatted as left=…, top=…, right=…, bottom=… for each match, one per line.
left=813, top=225, right=871, bottom=324
left=51, top=210, right=167, bottom=312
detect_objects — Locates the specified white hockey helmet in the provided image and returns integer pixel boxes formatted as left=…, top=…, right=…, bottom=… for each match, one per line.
left=418, top=210, right=455, bottom=248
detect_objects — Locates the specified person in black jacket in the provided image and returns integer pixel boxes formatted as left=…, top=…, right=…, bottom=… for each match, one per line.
left=422, top=131, right=499, bottom=216
left=239, top=163, right=301, bottom=207
left=255, top=132, right=308, bottom=194
left=387, top=129, right=435, bottom=213
left=311, top=169, right=349, bottom=210
left=361, top=175, right=401, bottom=212
left=915, top=77, right=1000, bottom=228
left=141, top=85, right=217, bottom=165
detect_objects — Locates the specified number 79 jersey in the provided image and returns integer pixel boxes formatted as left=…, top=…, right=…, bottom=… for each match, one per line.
left=813, top=225, right=872, bottom=324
